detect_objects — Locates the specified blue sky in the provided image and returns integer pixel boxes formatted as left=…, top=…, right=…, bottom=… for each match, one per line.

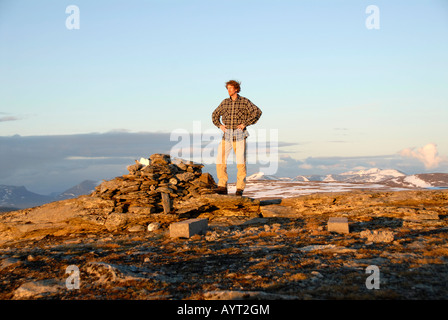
left=1, top=0, right=448, bottom=194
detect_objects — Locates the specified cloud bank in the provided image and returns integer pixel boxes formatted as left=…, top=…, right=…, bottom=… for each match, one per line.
left=274, top=143, right=448, bottom=178
left=399, top=143, right=445, bottom=169
left=0, top=132, right=174, bottom=194
left=0, top=116, right=21, bottom=122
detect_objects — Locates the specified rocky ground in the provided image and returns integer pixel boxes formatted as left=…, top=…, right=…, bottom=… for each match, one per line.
left=1, top=187, right=447, bottom=300
left=1, top=155, right=447, bottom=301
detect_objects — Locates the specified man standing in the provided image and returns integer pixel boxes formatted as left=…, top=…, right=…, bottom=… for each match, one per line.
left=212, top=80, right=262, bottom=196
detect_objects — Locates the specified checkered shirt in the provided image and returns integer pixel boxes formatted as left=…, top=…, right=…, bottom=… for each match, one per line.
left=212, top=94, right=262, bottom=141
left=222, top=128, right=249, bottom=142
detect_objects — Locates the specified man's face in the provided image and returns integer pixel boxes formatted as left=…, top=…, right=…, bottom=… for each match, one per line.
left=227, top=85, right=238, bottom=97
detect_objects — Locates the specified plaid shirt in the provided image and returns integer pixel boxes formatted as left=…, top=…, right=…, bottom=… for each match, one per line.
left=212, top=95, right=262, bottom=141
left=222, top=128, right=249, bottom=142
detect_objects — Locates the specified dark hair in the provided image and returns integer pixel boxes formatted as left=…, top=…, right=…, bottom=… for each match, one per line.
left=225, top=80, right=241, bottom=93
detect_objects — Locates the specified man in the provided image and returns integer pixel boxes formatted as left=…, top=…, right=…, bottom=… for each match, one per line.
left=212, top=80, right=262, bottom=196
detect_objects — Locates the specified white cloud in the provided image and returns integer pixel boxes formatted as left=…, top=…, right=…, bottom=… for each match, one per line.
left=399, top=143, right=444, bottom=169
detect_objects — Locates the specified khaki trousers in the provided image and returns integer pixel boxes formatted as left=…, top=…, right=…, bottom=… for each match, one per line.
left=216, top=138, right=247, bottom=190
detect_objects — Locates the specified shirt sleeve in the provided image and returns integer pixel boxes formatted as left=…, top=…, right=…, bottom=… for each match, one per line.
left=212, top=101, right=224, bottom=128
left=244, top=99, right=262, bottom=126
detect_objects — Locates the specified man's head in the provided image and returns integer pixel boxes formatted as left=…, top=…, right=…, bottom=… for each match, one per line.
left=226, top=80, right=241, bottom=96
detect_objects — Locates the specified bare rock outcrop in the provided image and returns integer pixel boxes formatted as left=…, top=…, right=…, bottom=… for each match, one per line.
left=1, top=174, right=448, bottom=299
left=0, top=154, right=261, bottom=242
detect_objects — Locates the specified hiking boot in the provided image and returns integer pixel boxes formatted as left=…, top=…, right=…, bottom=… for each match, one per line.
left=215, top=186, right=228, bottom=195
left=235, top=189, right=244, bottom=196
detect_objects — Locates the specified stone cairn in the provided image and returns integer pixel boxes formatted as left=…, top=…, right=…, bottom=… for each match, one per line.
left=91, top=154, right=217, bottom=215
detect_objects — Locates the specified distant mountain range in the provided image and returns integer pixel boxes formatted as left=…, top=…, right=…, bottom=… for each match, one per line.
left=2, top=168, right=448, bottom=212
left=55, top=180, right=101, bottom=201
left=0, top=185, right=53, bottom=212
left=0, top=180, right=99, bottom=212
left=248, top=168, right=448, bottom=189
left=292, top=168, right=407, bottom=183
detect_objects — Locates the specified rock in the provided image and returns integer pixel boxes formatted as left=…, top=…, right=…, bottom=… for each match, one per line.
left=128, top=206, right=156, bottom=215
left=0, top=258, right=21, bottom=271
left=327, top=217, right=349, bottom=234
left=198, top=173, right=216, bottom=185
left=174, top=194, right=260, bottom=217
left=147, top=222, right=161, bottom=232
left=300, top=244, right=337, bottom=252
left=138, top=158, right=150, bottom=166
left=128, top=225, right=146, bottom=232
left=149, top=153, right=171, bottom=166
left=104, top=213, right=128, bottom=231
left=176, top=172, right=196, bottom=182
left=13, top=279, right=64, bottom=299
left=311, top=271, right=323, bottom=278
left=203, top=290, right=297, bottom=300
left=85, top=262, right=121, bottom=283
left=201, top=194, right=260, bottom=216
left=360, top=229, right=394, bottom=243
left=403, top=212, right=439, bottom=221
left=169, top=218, right=208, bottom=238
left=127, top=162, right=143, bottom=174
left=260, top=204, right=298, bottom=218
left=161, top=193, right=172, bottom=214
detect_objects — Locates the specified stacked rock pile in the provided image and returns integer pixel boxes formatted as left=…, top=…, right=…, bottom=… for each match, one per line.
left=91, top=154, right=217, bottom=215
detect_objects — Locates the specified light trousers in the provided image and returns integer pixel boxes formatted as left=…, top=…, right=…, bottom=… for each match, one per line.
left=216, top=138, right=247, bottom=190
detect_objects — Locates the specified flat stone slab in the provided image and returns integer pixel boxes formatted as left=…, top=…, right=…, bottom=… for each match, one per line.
left=260, top=205, right=299, bottom=218
left=169, top=218, right=208, bottom=238
left=327, top=217, right=349, bottom=234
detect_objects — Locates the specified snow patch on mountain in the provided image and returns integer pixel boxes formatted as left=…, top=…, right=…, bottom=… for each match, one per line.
left=384, top=173, right=448, bottom=189
left=293, top=175, right=310, bottom=182
left=323, top=175, right=337, bottom=182
left=247, top=172, right=282, bottom=181
left=403, top=175, right=432, bottom=188
left=255, top=168, right=448, bottom=191
left=292, top=168, right=406, bottom=183
left=0, top=185, right=53, bottom=209
left=338, top=168, right=406, bottom=182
